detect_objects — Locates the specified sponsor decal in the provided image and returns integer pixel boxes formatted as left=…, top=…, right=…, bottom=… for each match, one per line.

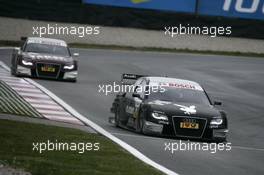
left=174, top=104, right=197, bottom=115
left=160, top=82, right=197, bottom=90
left=148, top=100, right=197, bottom=115
left=27, top=39, right=67, bottom=47
left=126, top=105, right=135, bottom=114
left=156, top=81, right=203, bottom=91
left=131, top=0, right=151, bottom=4
left=83, top=0, right=196, bottom=13
left=198, top=0, right=264, bottom=20
left=148, top=100, right=172, bottom=106
left=25, top=53, right=67, bottom=61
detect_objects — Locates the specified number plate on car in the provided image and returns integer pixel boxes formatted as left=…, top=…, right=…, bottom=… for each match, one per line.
left=180, top=122, right=199, bottom=129
left=41, top=66, right=55, bottom=72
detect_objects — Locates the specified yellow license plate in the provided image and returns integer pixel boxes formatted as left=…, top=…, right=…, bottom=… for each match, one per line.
left=41, top=66, right=55, bottom=72
left=180, top=122, right=199, bottom=129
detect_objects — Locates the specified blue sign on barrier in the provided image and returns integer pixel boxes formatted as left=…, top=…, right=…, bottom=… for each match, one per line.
left=198, top=0, right=264, bottom=20
left=83, top=0, right=196, bottom=13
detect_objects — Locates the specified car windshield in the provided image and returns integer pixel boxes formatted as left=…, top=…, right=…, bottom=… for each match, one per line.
left=147, top=87, right=211, bottom=105
left=24, top=43, right=70, bottom=57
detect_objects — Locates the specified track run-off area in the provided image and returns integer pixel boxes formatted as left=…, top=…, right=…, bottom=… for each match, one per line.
left=0, top=48, right=264, bottom=175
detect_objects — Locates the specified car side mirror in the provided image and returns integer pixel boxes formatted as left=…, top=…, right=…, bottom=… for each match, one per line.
left=73, top=53, right=79, bottom=57
left=213, top=101, right=222, bottom=106
left=20, top=36, right=27, bottom=41
left=14, top=47, right=20, bottom=51
left=13, top=47, right=20, bottom=54
left=132, top=93, right=141, bottom=99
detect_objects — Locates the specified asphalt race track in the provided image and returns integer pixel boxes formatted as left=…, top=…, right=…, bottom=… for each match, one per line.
left=1, top=48, right=264, bottom=175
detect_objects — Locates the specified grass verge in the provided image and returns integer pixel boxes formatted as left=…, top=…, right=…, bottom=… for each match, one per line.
left=0, top=40, right=264, bottom=58
left=0, top=119, right=163, bottom=175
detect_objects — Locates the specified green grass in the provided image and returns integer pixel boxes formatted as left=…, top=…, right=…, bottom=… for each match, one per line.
left=0, top=119, right=163, bottom=175
left=1, top=40, right=264, bottom=58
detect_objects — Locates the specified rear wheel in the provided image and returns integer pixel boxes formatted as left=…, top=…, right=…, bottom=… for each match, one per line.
left=67, top=79, right=77, bottom=83
left=136, top=112, right=146, bottom=134
left=115, top=107, right=121, bottom=127
left=213, top=137, right=227, bottom=143
left=11, top=64, right=17, bottom=76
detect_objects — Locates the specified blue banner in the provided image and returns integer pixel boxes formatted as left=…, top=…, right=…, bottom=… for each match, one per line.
left=198, top=0, right=264, bottom=20
left=83, top=0, right=196, bottom=13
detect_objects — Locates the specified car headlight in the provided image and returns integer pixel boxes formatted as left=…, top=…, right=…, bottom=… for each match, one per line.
left=210, top=118, right=223, bottom=125
left=151, top=112, right=168, bottom=121
left=22, top=59, right=33, bottom=66
left=64, top=65, right=74, bottom=70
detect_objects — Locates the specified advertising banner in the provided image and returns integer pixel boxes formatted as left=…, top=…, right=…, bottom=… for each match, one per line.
left=198, top=0, right=264, bottom=20
left=83, top=0, right=196, bottom=13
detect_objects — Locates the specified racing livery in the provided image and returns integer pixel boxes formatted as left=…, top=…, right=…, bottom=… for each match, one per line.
left=11, top=37, right=78, bottom=82
left=111, top=74, right=228, bottom=142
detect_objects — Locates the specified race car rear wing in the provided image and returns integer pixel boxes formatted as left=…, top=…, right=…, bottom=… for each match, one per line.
left=121, top=73, right=146, bottom=85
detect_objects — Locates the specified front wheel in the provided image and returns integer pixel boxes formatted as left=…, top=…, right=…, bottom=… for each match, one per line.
left=115, top=107, right=121, bottom=127
left=136, top=112, right=146, bottom=134
left=213, top=137, right=227, bottom=143
left=11, top=64, right=17, bottom=76
left=66, top=79, right=77, bottom=83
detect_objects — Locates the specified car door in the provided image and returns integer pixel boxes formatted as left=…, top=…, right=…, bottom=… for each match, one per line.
left=125, top=78, right=146, bottom=121
left=118, top=78, right=143, bottom=124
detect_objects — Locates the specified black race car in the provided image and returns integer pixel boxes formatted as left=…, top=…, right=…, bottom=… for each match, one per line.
left=110, top=74, right=228, bottom=142
left=11, top=37, right=78, bottom=82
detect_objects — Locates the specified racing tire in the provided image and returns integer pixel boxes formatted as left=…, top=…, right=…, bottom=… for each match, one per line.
left=67, top=79, right=77, bottom=83
left=11, top=64, right=18, bottom=77
left=136, top=112, right=146, bottom=134
left=213, top=138, right=227, bottom=143
left=114, top=107, right=121, bottom=127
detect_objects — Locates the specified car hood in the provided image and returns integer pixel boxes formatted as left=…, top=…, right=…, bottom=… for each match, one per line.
left=22, top=52, right=73, bottom=63
left=145, top=100, right=220, bottom=119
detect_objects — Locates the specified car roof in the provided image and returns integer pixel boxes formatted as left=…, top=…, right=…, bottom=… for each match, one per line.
left=27, top=37, right=67, bottom=47
left=146, top=76, right=204, bottom=91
